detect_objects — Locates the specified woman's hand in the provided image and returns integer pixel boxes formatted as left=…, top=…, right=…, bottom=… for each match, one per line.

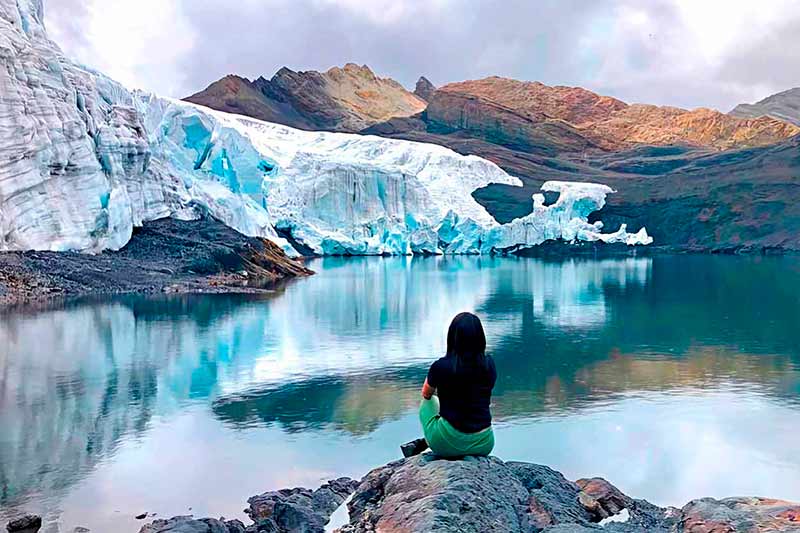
left=421, top=378, right=435, bottom=400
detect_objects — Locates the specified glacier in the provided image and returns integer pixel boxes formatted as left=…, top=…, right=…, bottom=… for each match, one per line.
left=0, top=0, right=291, bottom=254
left=137, top=96, right=652, bottom=255
left=0, top=0, right=651, bottom=256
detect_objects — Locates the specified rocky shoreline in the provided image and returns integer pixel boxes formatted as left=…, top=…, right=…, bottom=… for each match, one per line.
left=6, top=455, right=799, bottom=532
left=9, top=455, right=792, bottom=533
left=0, top=217, right=313, bottom=310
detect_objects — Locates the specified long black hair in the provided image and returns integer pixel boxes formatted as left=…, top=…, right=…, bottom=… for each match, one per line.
left=446, top=312, right=488, bottom=369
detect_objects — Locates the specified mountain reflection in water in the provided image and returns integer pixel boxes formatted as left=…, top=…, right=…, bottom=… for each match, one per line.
left=1, top=255, right=799, bottom=532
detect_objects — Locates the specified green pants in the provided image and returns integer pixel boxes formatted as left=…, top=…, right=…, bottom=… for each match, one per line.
left=419, top=396, right=494, bottom=458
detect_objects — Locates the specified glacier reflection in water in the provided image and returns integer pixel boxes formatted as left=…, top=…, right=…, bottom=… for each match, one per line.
left=1, top=255, right=800, bottom=532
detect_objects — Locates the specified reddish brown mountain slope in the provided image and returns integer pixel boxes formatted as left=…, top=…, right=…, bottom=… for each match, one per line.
left=423, top=90, right=599, bottom=155
left=437, top=76, right=800, bottom=150
left=440, top=77, right=628, bottom=126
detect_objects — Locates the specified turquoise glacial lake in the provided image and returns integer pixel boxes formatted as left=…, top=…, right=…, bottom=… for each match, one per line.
left=1, top=255, right=800, bottom=532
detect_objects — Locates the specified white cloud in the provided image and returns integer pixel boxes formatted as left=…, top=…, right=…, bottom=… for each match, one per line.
left=48, top=0, right=196, bottom=96
left=45, top=0, right=800, bottom=108
left=311, top=0, right=453, bottom=25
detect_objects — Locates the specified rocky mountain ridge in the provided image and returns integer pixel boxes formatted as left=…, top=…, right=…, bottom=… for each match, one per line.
left=435, top=76, right=800, bottom=151
left=185, top=63, right=426, bottom=132
left=188, top=71, right=800, bottom=153
left=413, top=76, right=436, bottom=101
left=730, top=87, right=800, bottom=126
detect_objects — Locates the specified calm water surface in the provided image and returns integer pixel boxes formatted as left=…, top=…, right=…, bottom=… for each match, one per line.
left=1, top=255, right=800, bottom=532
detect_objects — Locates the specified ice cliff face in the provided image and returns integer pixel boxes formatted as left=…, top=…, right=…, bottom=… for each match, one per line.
left=140, top=97, right=652, bottom=255
left=481, top=181, right=653, bottom=254
left=0, top=0, right=288, bottom=253
left=0, top=0, right=146, bottom=251
left=0, top=0, right=650, bottom=255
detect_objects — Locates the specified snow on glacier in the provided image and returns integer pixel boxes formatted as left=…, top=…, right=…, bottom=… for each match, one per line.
left=0, top=0, right=651, bottom=256
left=138, top=96, right=652, bottom=255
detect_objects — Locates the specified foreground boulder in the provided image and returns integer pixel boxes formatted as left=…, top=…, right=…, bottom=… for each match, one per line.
left=245, top=478, right=358, bottom=532
left=139, top=516, right=245, bottom=533
left=5, top=514, right=41, bottom=533
left=679, top=497, right=800, bottom=532
left=140, top=455, right=800, bottom=533
left=138, top=478, right=357, bottom=533
left=340, top=455, right=674, bottom=532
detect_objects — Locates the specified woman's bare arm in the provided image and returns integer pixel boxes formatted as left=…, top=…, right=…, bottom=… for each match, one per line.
left=421, top=378, right=435, bottom=400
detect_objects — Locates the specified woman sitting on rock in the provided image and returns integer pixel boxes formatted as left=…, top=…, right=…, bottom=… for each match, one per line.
left=402, top=312, right=496, bottom=458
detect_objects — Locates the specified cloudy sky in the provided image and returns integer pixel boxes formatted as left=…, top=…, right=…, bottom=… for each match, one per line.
left=46, top=0, right=799, bottom=111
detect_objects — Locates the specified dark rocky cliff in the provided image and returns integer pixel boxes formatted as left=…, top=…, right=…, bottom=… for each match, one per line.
left=0, top=217, right=313, bottom=308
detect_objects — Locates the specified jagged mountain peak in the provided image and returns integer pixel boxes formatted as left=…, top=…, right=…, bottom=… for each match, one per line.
left=186, top=63, right=425, bottom=132
left=414, top=76, right=436, bottom=101
left=218, top=73, right=253, bottom=85
left=272, top=66, right=296, bottom=77
left=329, top=62, right=376, bottom=77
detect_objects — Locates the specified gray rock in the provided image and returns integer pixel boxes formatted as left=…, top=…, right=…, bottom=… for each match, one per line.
left=138, top=459, right=800, bottom=533
left=138, top=516, right=245, bottom=533
left=507, top=461, right=593, bottom=527
left=5, top=514, right=42, bottom=533
left=245, top=477, right=358, bottom=533
left=414, top=77, right=436, bottom=102
left=574, top=477, right=676, bottom=532
left=343, top=454, right=677, bottom=533
left=678, top=496, right=800, bottom=532
left=346, top=455, right=531, bottom=532
left=224, top=520, right=246, bottom=533
left=140, top=477, right=357, bottom=533
left=730, top=87, right=800, bottom=126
